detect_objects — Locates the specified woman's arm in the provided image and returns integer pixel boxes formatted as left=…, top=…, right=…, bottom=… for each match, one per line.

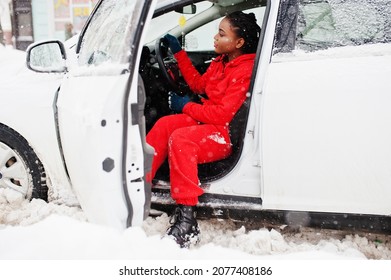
left=182, top=68, right=251, bottom=125
left=174, top=50, right=212, bottom=94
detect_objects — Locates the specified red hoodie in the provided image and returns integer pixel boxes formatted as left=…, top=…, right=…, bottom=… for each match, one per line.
left=174, top=50, right=256, bottom=126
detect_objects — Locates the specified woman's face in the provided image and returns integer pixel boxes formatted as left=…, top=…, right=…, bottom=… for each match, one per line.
left=213, top=17, right=244, bottom=57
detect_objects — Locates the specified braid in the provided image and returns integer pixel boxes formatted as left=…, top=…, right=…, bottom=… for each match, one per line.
left=226, top=11, right=261, bottom=54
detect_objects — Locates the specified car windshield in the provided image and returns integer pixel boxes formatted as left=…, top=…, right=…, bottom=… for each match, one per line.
left=146, top=1, right=265, bottom=52
left=145, top=1, right=213, bottom=44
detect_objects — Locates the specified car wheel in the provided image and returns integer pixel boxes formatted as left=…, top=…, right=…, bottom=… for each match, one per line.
left=0, top=124, right=48, bottom=201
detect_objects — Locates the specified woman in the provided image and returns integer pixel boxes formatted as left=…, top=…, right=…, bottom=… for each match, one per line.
left=146, top=11, right=261, bottom=248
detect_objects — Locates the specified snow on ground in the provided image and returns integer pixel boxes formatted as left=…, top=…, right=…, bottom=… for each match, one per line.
left=1, top=196, right=390, bottom=260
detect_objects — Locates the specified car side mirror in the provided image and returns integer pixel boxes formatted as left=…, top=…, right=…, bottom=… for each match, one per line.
left=26, top=40, right=67, bottom=73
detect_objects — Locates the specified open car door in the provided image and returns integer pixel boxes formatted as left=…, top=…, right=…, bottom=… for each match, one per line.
left=56, top=0, right=156, bottom=229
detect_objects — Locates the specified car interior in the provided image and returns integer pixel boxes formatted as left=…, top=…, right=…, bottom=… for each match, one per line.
left=138, top=0, right=267, bottom=184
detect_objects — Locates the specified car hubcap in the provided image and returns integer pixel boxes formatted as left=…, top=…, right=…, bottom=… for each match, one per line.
left=0, top=142, right=29, bottom=197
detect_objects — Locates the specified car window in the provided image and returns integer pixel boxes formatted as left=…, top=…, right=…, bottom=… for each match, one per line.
left=297, top=0, right=391, bottom=51
left=185, top=7, right=266, bottom=51
left=274, top=0, right=391, bottom=53
left=78, top=0, right=137, bottom=66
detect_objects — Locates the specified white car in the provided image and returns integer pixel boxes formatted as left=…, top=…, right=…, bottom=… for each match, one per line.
left=1, top=0, right=391, bottom=232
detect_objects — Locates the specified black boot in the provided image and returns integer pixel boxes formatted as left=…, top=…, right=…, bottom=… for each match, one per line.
left=166, top=205, right=200, bottom=248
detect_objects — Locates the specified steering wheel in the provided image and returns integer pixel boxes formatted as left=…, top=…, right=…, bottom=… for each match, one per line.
left=155, top=37, right=182, bottom=92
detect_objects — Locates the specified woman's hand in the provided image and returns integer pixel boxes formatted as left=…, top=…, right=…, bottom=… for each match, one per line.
left=168, top=91, right=190, bottom=113
left=164, top=34, right=182, bottom=54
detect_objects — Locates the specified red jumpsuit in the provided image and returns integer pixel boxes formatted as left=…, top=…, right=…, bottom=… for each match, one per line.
left=146, top=50, right=255, bottom=206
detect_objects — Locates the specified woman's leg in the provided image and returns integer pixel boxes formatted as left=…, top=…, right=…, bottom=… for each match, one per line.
left=168, top=125, right=232, bottom=205
left=145, top=114, right=198, bottom=182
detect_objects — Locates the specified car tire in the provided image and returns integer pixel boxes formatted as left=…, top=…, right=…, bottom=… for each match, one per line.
left=0, top=124, right=48, bottom=201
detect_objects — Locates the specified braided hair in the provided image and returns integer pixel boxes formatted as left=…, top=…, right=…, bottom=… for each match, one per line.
left=225, top=11, right=261, bottom=54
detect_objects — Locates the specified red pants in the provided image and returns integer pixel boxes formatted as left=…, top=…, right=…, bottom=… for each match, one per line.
left=146, top=114, right=232, bottom=206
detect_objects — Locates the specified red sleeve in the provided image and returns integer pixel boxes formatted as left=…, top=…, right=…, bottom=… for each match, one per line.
left=183, top=67, right=252, bottom=125
left=174, top=50, right=212, bottom=94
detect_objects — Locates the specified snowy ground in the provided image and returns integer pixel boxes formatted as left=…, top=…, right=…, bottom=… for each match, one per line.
left=1, top=196, right=390, bottom=260
left=1, top=196, right=391, bottom=279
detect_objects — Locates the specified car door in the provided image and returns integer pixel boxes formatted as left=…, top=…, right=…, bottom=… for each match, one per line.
left=261, top=0, right=391, bottom=215
left=56, top=0, right=156, bottom=229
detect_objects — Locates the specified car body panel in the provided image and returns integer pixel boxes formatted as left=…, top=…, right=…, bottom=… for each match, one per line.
left=57, top=73, right=132, bottom=228
left=262, top=45, right=391, bottom=215
left=0, top=70, right=74, bottom=197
